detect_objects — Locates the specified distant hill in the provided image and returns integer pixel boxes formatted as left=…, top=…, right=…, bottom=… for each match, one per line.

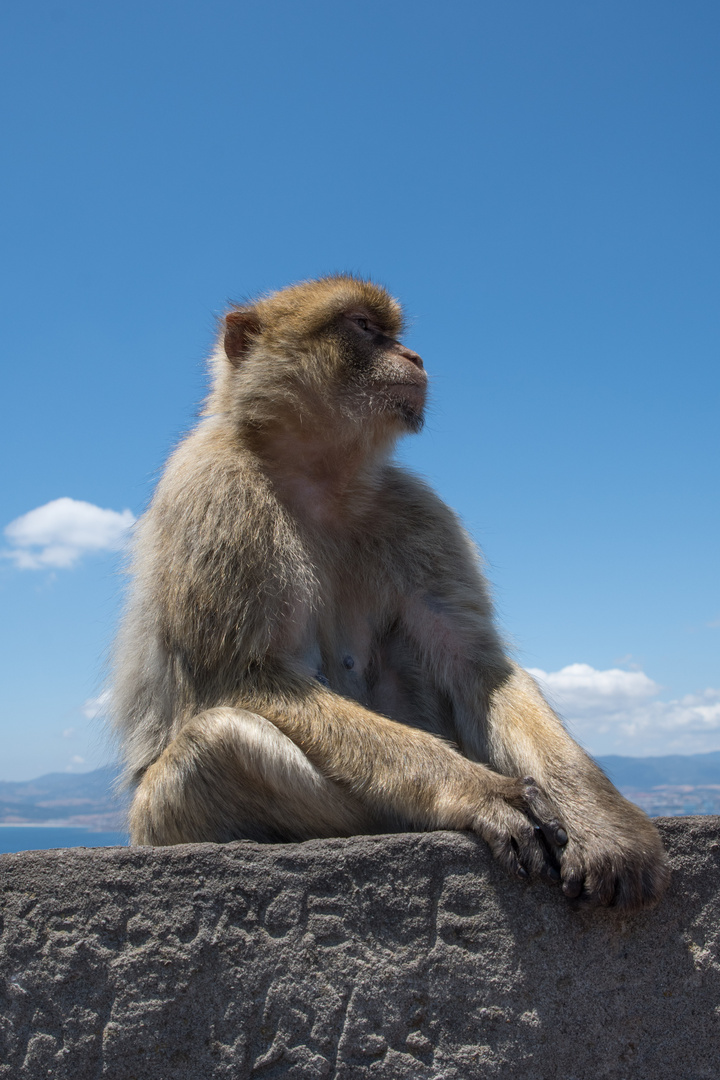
left=596, top=751, right=720, bottom=817
left=1, top=753, right=719, bottom=828
left=0, top=766, right=126, bottom=829
left=597, top=751, right=720, bottom=788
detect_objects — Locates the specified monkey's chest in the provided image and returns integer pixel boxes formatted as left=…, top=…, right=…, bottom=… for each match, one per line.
left=302, top=608, right=375, bottom=698
left=302, top=611, right=453, bottom=739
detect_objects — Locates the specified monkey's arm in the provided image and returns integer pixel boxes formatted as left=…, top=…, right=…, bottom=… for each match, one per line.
left=129, top=669, right=565, bottom=875
left=387, top=475, right=670, bottom=909
left=404, top=592, right=669, bottom=909
left=481, top=665, right=670, bottom=908
left=237, top=675, right=566, bottom=880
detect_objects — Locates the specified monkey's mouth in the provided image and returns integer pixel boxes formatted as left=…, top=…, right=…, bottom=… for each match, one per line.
left=381, top=382, right=427, bottom=406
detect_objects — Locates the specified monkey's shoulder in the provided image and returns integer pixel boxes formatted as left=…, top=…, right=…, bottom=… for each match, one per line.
left=377, top=465, right=475, bottom=543
left=378, top=463, right=449, bottom=511
left=147, top=424, right=281, bottom=527
left=135, top=426, right=313, bottom=600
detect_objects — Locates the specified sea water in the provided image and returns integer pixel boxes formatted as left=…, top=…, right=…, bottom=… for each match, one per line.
left=0, top=827, right=129, bottom=855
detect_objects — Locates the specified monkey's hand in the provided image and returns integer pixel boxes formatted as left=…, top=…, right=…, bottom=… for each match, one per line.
left=550, top=798, right=670, bottom=912
left=469, top=775, right=569, bottom=883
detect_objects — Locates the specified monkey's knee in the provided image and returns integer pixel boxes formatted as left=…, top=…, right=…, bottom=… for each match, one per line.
left=129, top=707, right=372, bottom=846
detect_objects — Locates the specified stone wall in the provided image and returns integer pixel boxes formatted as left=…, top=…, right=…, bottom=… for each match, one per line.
left=1, top=818, right=719, bottom=1079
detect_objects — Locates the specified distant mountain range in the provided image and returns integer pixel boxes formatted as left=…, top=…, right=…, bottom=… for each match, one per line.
left=598, top=751, right=720, bottom=788
left=1, top=752, right=719, bottom=829
left=0, top=767, right=127, bottom=829
left=597, top=751, right=720, bottom=817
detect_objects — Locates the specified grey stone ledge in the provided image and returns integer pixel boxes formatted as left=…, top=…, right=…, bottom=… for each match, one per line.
left=1, top=818, right=719, bottom=1079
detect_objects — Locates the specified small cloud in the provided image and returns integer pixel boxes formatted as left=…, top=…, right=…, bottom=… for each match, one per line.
left=527, top=663, right=659, bottom=711
left=65, top=755, right=89, bottom=773
left=527, top=662, right=720, bottom=756
left=3, top=498, right=135, bottom=570
left=82, top=691, right=111, bottom=720
left=62, top=727, right=76, bottom=739
left=613, top=653, right=643, bottom=671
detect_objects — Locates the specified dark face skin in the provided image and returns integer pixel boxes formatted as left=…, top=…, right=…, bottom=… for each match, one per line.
left=340, top=309, right=427, bottom=431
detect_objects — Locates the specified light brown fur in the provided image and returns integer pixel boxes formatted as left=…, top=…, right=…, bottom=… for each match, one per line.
left=112, top=274, right=669, bottom=910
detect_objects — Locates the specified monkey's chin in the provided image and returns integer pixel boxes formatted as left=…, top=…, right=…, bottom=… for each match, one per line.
left=383, top=384, right=426, bottom=432
left=400, top=409, right=424, bottom=433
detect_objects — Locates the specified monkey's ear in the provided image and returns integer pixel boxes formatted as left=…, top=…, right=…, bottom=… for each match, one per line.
left=224, top=311, right=261, bottom=366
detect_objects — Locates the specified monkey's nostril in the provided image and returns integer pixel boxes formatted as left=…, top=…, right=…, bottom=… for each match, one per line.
left=402, top=349, right=424, bottom=369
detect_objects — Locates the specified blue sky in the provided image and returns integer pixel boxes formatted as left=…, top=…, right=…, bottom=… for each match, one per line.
left=1, top=0, right=718, bottom=780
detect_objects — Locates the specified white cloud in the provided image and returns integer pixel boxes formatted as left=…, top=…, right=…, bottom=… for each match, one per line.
left=528, top=663, right=720, bottom=757
left=63, top=755, right=89, bottom=773
left=528, top=662, right=659, bottom=710
left=82, top=691, right=111, bottom=720
left=3, top=498, right=135, bottom=569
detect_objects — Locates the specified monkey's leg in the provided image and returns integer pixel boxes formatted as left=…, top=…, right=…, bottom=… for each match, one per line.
left=484, top=664, right=670, bottom=910
left=129, top=707, right=378, bottom=846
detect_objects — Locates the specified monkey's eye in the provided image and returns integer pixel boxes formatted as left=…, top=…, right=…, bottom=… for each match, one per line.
left=355, top=318, right=368, bottom=331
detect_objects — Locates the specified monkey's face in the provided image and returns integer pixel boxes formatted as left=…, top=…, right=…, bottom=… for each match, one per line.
left=218, top=277, right=427, bottom=441
left=334, top=308, right=427, bottom=433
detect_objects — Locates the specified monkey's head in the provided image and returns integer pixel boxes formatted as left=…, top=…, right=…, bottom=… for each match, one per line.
left=208, top=276, right=427, bottom=447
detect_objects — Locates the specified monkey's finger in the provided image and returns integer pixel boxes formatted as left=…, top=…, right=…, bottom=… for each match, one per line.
left=582, top=865, right=618, bottom=907
left=561, top=869, right=584, bottom=899
left=511, top=818, right=554, bottom=878
left=532, top=815, right=569, bottom=852
left=521, top=779, right=569, bottom=848
left=487, top=833, right=529, bottom=880
left=533, top=826, right=562, bottom=881
left=488, top=807, right=548, bottom=879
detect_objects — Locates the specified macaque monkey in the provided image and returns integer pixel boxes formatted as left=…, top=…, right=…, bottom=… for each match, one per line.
left=112, top=275, right=669, bottom=911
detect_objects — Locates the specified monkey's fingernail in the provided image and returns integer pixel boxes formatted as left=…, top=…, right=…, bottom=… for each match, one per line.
left=517, top=866, right=529, bottom=879
left=563, top=878, right=583, bottom=899
left=522, top=776, right=535, bottom=786
left=555, top=828, right=568, bottom=846
left=546, top=865, right=561, bottom=880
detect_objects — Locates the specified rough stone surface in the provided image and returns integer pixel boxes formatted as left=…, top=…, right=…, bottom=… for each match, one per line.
left=1, top=818, right=719, bottom=1079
